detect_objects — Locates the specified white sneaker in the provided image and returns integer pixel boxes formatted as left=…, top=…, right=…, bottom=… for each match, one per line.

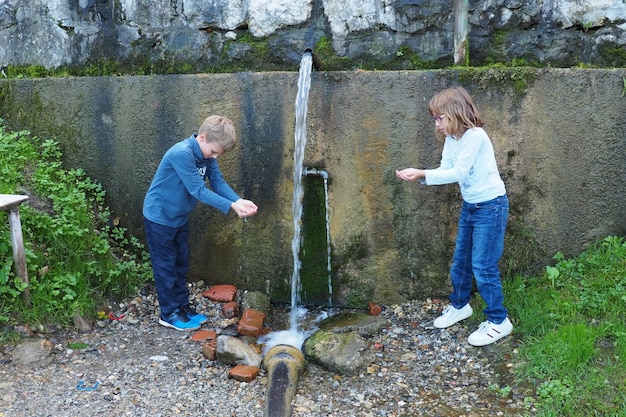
left=467, top=317, right=513, bottom=346
left=433, top=304, right=473, bottom=328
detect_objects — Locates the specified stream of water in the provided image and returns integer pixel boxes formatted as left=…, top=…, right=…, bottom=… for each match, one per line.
left=259, top=51, right=314, bottom=353
left=289, top=50, right=313, bottom=332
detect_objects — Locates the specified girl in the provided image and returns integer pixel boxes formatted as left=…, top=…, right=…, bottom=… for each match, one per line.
left=395, top=86, right=512, bottom=346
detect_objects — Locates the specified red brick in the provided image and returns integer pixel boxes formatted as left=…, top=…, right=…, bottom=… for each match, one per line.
left=222, top=301, right=239, bottom=318
left=368, top=301, right=382, bottom=316
left=237, top=308, right=265, bottom=336
left=202, top=284, right=238, bottom=302
left=228, top=364, right=260, bottom=382
left=201, top=340, right=217, bottom=360
left=190, top=329, right=217, bottom=342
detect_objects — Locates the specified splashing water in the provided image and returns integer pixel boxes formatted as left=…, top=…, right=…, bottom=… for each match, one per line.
left=290, top=51, right=313, bottom=332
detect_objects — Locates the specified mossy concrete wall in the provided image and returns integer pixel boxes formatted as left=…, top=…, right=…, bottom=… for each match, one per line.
left=1, top=68, right=625, bottom=306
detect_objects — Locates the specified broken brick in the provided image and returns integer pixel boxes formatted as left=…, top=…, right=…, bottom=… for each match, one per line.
left=202, top=284, right=238, bottom=302
left=201, top=340, right=217, bottom=361
left=237, top=308, right=265, bottom=337
left=228, top=364, right=260, bottom=382
left=222, top=301, right=239, bottom=318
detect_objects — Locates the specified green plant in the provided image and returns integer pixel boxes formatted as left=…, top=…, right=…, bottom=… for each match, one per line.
left=0, top=121, right=152, bottom=326
left=506, top=236, right=626, bottom=416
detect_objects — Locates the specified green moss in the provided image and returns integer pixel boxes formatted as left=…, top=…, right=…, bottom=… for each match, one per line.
left=599, top=45, right=626, bottom=67
left=313, top=37, right=351, bottom=71
left=456, top=65, right=538, bottom=95
left=299, top=175, right=333, bottom=305
left=360, top=45, right=438, bottom=71
left=483, top=30, right=505, bottom=65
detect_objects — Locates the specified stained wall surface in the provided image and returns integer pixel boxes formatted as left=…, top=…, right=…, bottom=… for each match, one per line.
left=1, top=68, right=625, bottom=305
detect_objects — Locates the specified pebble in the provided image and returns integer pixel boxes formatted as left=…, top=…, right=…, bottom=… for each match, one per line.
left=0, top=287, right=536, bottom=416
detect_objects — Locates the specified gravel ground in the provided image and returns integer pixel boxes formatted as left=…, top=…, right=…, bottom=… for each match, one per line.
left=0, top=283, right=536, bottom=417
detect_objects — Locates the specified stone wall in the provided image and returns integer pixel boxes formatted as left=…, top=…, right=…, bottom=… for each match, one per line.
left=1, top=68, right=625, bottom=306
left=1, top=0, right=625, bottom=71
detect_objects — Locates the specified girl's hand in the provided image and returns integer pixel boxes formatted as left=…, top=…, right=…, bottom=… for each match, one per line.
left=231, top=199, right=258, bottom=218
left=395, top=168, right=423, bottom=182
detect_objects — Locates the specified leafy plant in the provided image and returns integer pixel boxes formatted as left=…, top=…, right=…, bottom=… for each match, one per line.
left=506, top=236, right=626, bottom=416
left=0, top=121, right=152, bottom=326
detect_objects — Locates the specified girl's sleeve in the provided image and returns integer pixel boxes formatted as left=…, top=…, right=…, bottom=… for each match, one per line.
left=424, top=130, right=484, bottom=185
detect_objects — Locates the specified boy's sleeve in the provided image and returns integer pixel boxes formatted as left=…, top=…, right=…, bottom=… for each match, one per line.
left=205, top=159, right=241, bottom=203
left=173, top=151, right=239, bottom=214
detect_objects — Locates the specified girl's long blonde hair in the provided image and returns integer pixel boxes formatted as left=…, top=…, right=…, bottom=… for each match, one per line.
left=428, top=86, right=483, bottom=139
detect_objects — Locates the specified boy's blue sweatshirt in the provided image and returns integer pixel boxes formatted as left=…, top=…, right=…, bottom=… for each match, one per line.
left=143, top=135, right=241, bottom=227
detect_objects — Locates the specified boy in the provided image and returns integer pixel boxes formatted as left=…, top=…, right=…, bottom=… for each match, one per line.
left=143, top=115, right=258, bottom=331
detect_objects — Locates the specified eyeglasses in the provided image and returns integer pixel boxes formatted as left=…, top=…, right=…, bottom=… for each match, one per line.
left=433, top=115, right=447, bottom=123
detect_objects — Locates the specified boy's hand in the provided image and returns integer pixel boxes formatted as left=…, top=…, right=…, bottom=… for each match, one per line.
left=231, top=199, right=258, bottom=218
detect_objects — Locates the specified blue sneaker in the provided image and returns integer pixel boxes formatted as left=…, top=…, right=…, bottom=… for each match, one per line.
left=159, top=309, right=200, bottom=331
left=181, top=304, right=208, bottom=325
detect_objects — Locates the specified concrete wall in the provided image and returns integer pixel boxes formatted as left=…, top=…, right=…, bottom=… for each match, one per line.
left=1, top=68, right=625, bottom=306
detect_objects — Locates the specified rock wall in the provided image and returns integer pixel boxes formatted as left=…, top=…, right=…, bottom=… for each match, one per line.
left=1, top=0, right=625, bottom=71
left=1, top=68, right=625, bottom=306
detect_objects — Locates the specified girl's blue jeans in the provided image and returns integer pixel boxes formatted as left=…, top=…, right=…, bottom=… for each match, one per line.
left=449, top=194, right=509, bottom=324
left=144, top=218, right=191, bottom=318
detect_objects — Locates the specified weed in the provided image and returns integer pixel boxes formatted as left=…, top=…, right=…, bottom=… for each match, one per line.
left=0, top=121, right=152, bottom=327
left=506, top=236, right=626, bottom=415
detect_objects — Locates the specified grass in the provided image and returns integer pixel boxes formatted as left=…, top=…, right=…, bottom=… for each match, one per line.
left=0, top=121, right=152, bottom=334
left=504, top=236, right=626, bottom=416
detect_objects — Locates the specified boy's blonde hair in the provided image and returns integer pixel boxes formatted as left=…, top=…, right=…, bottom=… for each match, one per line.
left=198, top=115, right=236, bottom=151
left=428, top=86, right=483, bottom=139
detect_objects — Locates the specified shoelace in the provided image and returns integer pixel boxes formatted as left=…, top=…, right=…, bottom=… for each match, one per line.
left=476, top=321, right=491, bottom=333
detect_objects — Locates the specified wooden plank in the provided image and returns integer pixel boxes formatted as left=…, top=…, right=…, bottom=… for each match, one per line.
left=0, top=194, right=29, bottom=211
left=1, top=194, right=31, bottom=306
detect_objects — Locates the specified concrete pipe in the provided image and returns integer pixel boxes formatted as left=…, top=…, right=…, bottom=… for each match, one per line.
left=263, top=344, right=308, bottom=417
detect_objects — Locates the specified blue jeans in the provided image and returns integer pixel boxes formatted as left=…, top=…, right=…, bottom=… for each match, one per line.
left=449, top=194, right=509, bottom=324
left=144, top=218, right=191, bottom=318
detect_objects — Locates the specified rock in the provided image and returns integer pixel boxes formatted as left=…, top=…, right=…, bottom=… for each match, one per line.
left=216, top=335, right=262, bottom=368
left=1, top=1, right=623, bottom=75
left=73, top=313, right=93, bottom=332
left=240, top=291, right=271, bottom=315
left=317, top=311, right=389, bottom=337
left=11, top=339, right=55, bottom=367
left=302, top=330, right=375, bottom=375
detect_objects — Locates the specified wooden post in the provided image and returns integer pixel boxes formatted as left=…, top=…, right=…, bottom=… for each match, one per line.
left=0, top=194, right=31, bottom=307
left=453, top=0, right=469, bottom=66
